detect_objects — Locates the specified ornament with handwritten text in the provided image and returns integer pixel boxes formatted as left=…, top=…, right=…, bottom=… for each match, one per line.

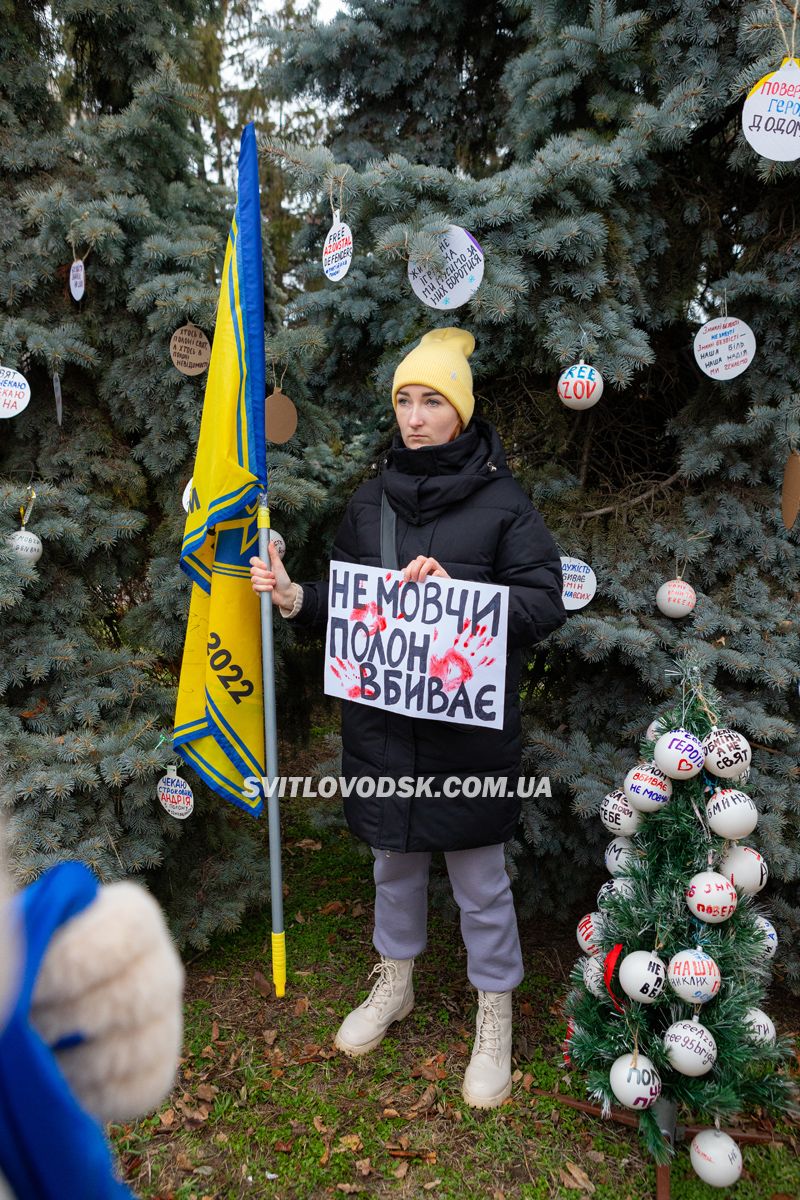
left=690, top=1129, right=743, bottom=1188
left=408, top=225, right=484, bottom=310
left=609, top=1053, right=661, bottom=1110
left=557, top=361, right=604, bottom=410
left=693, top=316, right=755, bottom=380
left=6, top=489, right=41, bottom=564
left=685, top=870, right=738, bottom=924
left=653, top=728, right=705, bottom=779
left=322, top=211, right=353, bottom=281
left=719, top=843, right=768, bottom=895
left=69, top=259, right=86, bottom=301
left=157, top=766, right=194, bottom=820
left=702, top=726, right=752, bottom=778
left=560, top=556, right=597, bottom=610
left=742, top=57, right=800, bottom=161
left=170, top=323, right=211, bottom=376
left=655, top=577, right=696, bottom=617
left=0, top=365, right=31, bottom=419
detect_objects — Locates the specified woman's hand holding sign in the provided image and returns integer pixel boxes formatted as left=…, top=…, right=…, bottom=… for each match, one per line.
left=403, top=555, right=450, bottom=581
left=249, top=541, right=297, bottom=609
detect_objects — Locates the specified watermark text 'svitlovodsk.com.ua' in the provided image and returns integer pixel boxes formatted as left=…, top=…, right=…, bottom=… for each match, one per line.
left=241, top=776, right=552, bottom=800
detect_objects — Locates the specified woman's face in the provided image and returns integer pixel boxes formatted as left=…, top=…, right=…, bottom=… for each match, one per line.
left=395, top=385, right=462, bottom=448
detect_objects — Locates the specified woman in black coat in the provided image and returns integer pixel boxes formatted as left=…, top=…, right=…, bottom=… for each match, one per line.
left=250, top=328, right=566, bottom=1108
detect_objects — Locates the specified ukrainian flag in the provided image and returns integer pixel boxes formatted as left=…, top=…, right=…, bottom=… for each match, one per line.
left=173, top=123, right=267, bottom=815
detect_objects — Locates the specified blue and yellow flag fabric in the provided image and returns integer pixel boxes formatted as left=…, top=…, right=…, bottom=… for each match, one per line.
left=173, top=123, right=267, bottom=815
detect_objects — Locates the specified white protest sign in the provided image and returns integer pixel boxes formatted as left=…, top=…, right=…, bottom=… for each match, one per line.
left=0, top=366, right=31, bottom=418
left=324, top=561, right=508, bottom=729
left=742, top=58, right=800, bottom=161
left=322, top=211, right=353, bottom=280
left=693, top=317, right=755, bottom=380
left=408, top=225, right=484, bottom=310
left=69, top=259, right=86, bottom=301
left=561, top=556, right=597, bottom=610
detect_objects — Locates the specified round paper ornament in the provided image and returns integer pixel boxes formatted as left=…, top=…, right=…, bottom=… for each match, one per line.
left=653, top=728, right=705, bottom=779
left=557, top=361, right=604, bottom=411
left=182, top=477, right=194, bottom=514
left=407, top=225, right=484, bottom=310
left=560, top=556, right=597, bottom=610
left=581, top=955, right=606, bottom=999
left=266, top=388, right=298, bottom=444
left=702, top=727, right=752, bottom=779
left=685, top=871, right=738, bottom=924
left=157, top=766, right=194, bottom=820
left=69, top=258, right=85, bottom=301
left=744, top=1007, right=776, bottom=1044
left=599, top=789, right=642, bottom=836
left=268, top=528, right=286, bottom=559
left=719, top=843, right=768, bottom=895
left=623, top=762, right=672, bottom=812
left=6, top=528, right=43, bottom=564
left=742, top=57, right=800, bottom=162
left=597, top=876, right=635, bottom=906
left=663, top=1019, right=717, bottom=1076
left=576, top=911, right=604, bottom=957
left=705, top=788, right=758, bottom=840
left=605, top=836, right=635, bottom=876
left=690, top=1129, right=743, bottom=1188
left=322, top=210, right=353, bottom=281
left=693, top=316, right=756, bottom=380
left=753, top=914, right=778, bottom=959
left=0, top=365, right=31, bottom=419
left=667, top=947, right=722, bottom=1004
left=608, top=1053, right=661, bottom=1110
left=782, top=448, right=800, bottom=530
left=170, top=322, right=211, bottom=376
left=655, top=578, right=696, bottom=617
left=618, top=950, right=667, bottom=1004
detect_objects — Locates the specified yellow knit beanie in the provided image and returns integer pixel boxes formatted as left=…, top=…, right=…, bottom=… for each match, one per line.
left=391, top=328, right=476, bottom=427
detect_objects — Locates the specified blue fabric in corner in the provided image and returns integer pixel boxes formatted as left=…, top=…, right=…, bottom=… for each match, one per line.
left=0, top=862, right=134, bottom=1199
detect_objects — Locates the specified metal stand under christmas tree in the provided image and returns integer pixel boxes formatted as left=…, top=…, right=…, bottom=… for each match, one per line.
left=531, top=1088, right=784, bottom=1199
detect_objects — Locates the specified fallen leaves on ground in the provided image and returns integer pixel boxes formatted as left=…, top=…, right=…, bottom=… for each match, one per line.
left=335, top=1133, right=364, bottom=1153
left=411, top=1053, right=447, bottom=1081
left=319, top=900, right=347, bottom=915
left=559, top=1161, right=596, bottom=1193
left=253, top=970, right=272, bottom=998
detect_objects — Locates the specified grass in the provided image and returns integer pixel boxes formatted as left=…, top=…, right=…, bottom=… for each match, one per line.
left=111, top=802, right=800, bottom=1200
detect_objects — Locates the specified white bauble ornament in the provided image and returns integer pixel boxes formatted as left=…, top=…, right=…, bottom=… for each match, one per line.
left=322, top=211, right=353, bottom=281
left=6, top=528, right=43, bottom=564
left=690, top=1129, right=743, bottom=1188
left=557, top=361, right=604, bottom=410
left=663, top=1019, right=717, bottom=1076
left=645, top=717, right=667, bottom=742
left=408, top=224, right=484, bottom=310
left=719, top=843, right=768, bottom=895
left=705, top=788, right=758, bottom=840
left=744, top=1007, right=776, bottom=1044
left=576, top=911, right=604, bottom=957
left=685, top=870, right=738, bottom=923
left=597, top=876, right=635, bottom=906
left=268, top=528, right=286, bottom=559
left=581, top=955, right=606, bottom=999
left=560, top=556, right=597, bottom=610
left=702, top=727, right=752, bottom=779
left=599, top=789, right=642, bottom=836
left=0, top=365, right=31, bottom=418
left=653, top=728, right=705, bottom=779
left=753, top=915, right=778, bottom=959
left=655, top=578, right=696, bottom=617
left=623, top=762, right=672, bottom=812
left=618, top=950, right=667, bottom=1004
left=608, top=1053, right=661, bottom=1110
left=667, top=947, right=722, bottom=1004
left=69, top=258, right=86, bottom=301
left=156, top=766, right=194, bottom=820
left=742, top=58, right=800, bottom=162
left=693, top=316, right=756, bottom=381
left=605, top=836, right=635, bottom=876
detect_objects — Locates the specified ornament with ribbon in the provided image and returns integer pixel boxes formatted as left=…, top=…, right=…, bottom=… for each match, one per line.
left=6, top=486, right=42, bottom=564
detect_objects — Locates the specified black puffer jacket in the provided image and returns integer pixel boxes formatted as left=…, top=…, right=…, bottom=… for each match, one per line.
left=294, top=418, right=566, bottom=851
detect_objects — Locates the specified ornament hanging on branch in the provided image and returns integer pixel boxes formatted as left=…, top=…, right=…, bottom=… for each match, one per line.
left=6, top=488, right=42, bottom=565
left=744, top=1007, right=776, bottom=1044
left=267, top=528, right=286, bottom=559
left=693, top=314, right=756, bottom=381
left=608, top=1053, right=661, bottom=1110
left=655, top=577, right=696, bottom=617
left=604, top=836, right=635, bottom=875
left=322, top=209, right=353, bottom=281
left=705, top=788, right=758, bottom=840
left=0, top=364, right=31, bottom=419
left=690, top=1129, right=743, bottom=1187
left=781, top=448, right=800, bottom=529
left=719, top=843, right=768, bottom=895
left=597, top=876, right=635, bottom=905
left=599, top=789, right=642, bottom=836
left=753, top=915, right=778, bottom=959
left=617, top=950, right=667, bottom=1004
left=685, top=870, right=738, bottom=924
left=623, top=762, right=672, bottom=812
left=702, top=727, right=752, bottom=778
left=560, top=555, right=597, bottom=610
left=170, top=322, right=211, bottom=376
left=266, top=379, right=298, bottom=444
left=557, top=360, right=603, bottom=410
left=663, top=1018, right=717, bottom=1076
left=581, top=955, right=606, bottom=998
left=742, top=56, right=800, bottom=162
left=653, top=728, right=705, bottom=779
left=157, top=765, right=194, bottom=820
left=666, top=947, right=722, bottom=1004
left=69, top=257, right=86, bottom=301
left=576, top=911, right=604, bottom=957
left=407, top=224, right=484, bottom=310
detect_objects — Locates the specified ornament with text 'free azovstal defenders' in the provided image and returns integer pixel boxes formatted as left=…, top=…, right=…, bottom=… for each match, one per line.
left=693, top=316, right=755, bottom=380
left=0, top=365, right=31, bottom=419
left=742, top=57, right=800, bottom=161
left=560, top=556, right=596, bottom=610
left=408, top=225, right=484, bottom=310
left=157, top=765, right=194, bottom=820
left=170, top=322, right=211, bottom=376
left=557, top=360, right=603, bottom=410
left=322, top=210, right=353, bottom=281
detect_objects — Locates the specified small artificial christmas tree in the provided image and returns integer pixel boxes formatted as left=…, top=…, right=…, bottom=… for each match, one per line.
left=565, top=657, right=795, bottom=1178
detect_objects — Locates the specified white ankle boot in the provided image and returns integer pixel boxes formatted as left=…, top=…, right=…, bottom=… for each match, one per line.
left=461, top=989, right=513, bottom=1108
left=334, top=956, right=415, bottom=1057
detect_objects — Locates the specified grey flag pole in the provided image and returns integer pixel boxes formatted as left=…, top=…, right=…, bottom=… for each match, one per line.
left=257, top=492, right=286, bottom=996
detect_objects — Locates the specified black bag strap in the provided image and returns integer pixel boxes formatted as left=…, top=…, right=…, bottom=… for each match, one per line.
left=380, top=491, right=399, bottom=570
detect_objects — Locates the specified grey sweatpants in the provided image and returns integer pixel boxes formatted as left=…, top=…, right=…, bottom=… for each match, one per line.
left=371, top=844, right=524, bottom=992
